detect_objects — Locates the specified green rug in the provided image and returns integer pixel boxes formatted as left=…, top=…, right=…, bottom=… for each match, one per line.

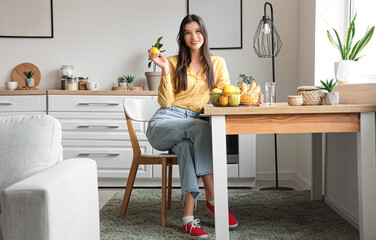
left=100, top=189, right=358, bottom=240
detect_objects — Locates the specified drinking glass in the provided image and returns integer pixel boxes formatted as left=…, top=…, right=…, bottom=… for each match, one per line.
left=265, top=82, right=275, bottom=106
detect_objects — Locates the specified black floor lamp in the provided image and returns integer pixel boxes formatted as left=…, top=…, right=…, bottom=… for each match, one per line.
left=253, top=2, right=293, bottom=191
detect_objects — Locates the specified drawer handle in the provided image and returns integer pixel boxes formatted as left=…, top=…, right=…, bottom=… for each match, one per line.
left=79, top=152, right=120, bottom=156
left=78, top=124, right=119, bottom=128
left=0, top=102, right=13, bottom=105
left=78, top=102, right=119, bottom=106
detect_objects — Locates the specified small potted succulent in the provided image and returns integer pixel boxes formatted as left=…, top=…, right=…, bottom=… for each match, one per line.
left=118, top=75, right=136, bottom=87
left=23, top=71, right=35, bottom=87
left=118, top=75, right=127, bottom=87
left=145, top=36, right=165, bottom=90
left=124, top=75, right=135, bottom=87
left=319, top=79, right=339, bottom=105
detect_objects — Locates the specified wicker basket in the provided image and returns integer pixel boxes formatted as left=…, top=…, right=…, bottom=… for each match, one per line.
left=288, top=95, right=303, bottom=106
left=296, top=90, right=325, bottom=105
left=112, top=86, right=143, bottom=91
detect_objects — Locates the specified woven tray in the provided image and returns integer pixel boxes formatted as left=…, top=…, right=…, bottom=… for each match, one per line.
left=15, top=86, right=40, bottom=91
left=112, top=86, right=143, bottom=91
left=296, top=90, right=325, bottom=105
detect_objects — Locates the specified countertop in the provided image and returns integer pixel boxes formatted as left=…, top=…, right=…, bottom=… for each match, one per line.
left=0, top=90, right=158, bottom=96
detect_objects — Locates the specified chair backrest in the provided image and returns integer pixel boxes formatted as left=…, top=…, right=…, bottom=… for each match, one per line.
left=123, top=98, right=161, bottom=122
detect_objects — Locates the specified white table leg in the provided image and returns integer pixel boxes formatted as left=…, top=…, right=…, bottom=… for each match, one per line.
left=211, top=115, right=229, bottom=239
left=357, top=112, right=376, bottom=240
left=312, top=133, right=323, bottom=200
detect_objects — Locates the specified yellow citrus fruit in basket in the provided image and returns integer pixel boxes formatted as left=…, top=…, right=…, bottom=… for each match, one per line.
left=219, top=95, right=229, bottom=106
left=222, top=85, right=236, bottom=97
left=211, top=88, right=222, bottom=93
left=150, top=47, right=160, bottom=56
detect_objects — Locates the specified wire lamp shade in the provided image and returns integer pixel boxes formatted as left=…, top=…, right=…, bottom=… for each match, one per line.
left=253, top=4, right=282, bottom=58
left=253, top=17, right=282, bottom=58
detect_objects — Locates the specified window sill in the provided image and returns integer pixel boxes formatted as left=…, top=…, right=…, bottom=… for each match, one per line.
left=333, top=83, right=376, bottom=104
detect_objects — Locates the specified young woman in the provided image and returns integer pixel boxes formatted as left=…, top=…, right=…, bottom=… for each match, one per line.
left=147, top=14, right=262, bottom=238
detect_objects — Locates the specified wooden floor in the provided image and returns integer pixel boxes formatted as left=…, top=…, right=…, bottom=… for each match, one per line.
left=98, top=180, right=304, bottom=209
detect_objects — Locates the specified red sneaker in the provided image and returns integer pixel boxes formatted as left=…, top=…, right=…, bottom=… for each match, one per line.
left=206, top=201, right=238, bottom=228
left=181, top=219, right=208, bottom=238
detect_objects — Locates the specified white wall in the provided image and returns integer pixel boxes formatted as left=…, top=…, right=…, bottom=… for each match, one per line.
left=0, top=0, right=300, bottom=178
left=296, top=0, right=316, bottom=187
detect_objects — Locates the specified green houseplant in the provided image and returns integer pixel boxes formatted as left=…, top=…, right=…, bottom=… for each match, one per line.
left=118, top=75, right=135, bottom=87
left=327, top=14, right=375, bottom=83
left=237, top=74, right=255, bottom=89
left=23, top=71, right=35, bottom=87
left=327, top=14, right=374, bottom=61
left=146, top=36, right=166, bottom=90
left=319, top=79, right=339, bottom=105
left=118, top=75, right=126, bottom=87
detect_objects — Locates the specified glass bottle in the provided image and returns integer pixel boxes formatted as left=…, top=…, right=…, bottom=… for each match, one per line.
left=61, top=65, right=74, bottom=77
left=65, top=76, right=78, bottom=90
left=78, top=77, right=89, bottom=90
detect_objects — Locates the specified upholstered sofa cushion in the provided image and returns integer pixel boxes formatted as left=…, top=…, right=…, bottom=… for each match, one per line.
left=0, top=115, right=63, bottom=211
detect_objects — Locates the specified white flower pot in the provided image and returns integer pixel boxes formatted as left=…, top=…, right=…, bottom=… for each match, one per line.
left=118, top=82, right=127, bottom=87
left=145, top=72, right=161, bottom=91
left=322, top=92, right=339, bottom=105
left=336, top=60, right=359, bottom=84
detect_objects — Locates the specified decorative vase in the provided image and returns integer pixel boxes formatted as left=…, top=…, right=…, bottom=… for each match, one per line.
left=336, top=60, right=359, bottom=84
left=322, top=92, right=339, bottom=105
left=145, top=72, right=161, bottom=91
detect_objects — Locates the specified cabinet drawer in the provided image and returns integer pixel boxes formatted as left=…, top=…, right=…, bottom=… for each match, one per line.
left=48, top=95, right=152, bottom=112
left=0, top=95, right=46, bottom=112
left=50, top=112, right=147, bottom=140
left=63, top=140, right=153, bottom=178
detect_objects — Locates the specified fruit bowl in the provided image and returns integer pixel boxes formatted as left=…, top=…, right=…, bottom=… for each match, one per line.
left=210, top=92, right=259, bottom=107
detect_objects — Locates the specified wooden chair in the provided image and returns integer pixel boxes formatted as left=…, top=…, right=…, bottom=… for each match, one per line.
left=119, top=98, right=178, bottom=227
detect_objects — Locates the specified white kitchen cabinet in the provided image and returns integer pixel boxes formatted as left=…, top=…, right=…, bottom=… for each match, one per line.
left=0, top=94, right=46, bottom=117
left=48, top=94, right=154, bottom=187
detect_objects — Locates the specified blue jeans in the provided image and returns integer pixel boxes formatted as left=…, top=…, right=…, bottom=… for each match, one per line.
left=146, top=105, right=213, bottom=209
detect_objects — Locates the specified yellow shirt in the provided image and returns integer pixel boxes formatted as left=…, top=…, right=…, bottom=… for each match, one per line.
left=158, top=55, right=230, bottom=113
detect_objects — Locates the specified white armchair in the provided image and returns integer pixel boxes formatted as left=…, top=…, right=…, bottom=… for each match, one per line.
left=0, top=115, right=100, bottom=240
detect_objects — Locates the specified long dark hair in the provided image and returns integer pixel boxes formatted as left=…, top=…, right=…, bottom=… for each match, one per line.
left=175, top=15, right=215, bottom=93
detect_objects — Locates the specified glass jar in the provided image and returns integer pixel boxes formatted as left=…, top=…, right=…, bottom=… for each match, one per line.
left=65, top=76, right=78, bottom=90
left=61, top=65, right=74, bottom=77
left=78, top=77, right=89, bottom=90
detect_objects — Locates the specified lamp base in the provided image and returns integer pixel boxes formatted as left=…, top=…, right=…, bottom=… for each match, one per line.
left=260, top=186, right=294, bottom=191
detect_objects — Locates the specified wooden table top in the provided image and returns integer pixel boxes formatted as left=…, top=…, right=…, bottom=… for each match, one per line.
left=204, top=103, right=376, bottom=116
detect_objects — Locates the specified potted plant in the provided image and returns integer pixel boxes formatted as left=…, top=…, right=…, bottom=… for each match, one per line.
left=145, top=36, right=165, bottom=90
left=118, top=75, right=127, bottom=87
left=327, top=14, right=374, bottom=83
left=23, top=71, right=34, bottom=87
left=124, top=75, right=135, bottom=87
left=319, top=79, right=339, bottom=105
left=237, top=74, right=255, bottom=89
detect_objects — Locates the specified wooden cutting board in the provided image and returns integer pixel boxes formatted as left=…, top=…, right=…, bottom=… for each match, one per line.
left=11, top=63, right=41, bottom=87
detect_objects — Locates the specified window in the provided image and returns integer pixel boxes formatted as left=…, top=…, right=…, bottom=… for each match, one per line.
left=350, top=0, right=376, bottom=83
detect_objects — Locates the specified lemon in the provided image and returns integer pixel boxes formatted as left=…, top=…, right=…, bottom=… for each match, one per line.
left=211, top=88, right=222, bottom=93
left=150, top=47, right=160, bottom=55
left=222, top=85, right=236, bottom=96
